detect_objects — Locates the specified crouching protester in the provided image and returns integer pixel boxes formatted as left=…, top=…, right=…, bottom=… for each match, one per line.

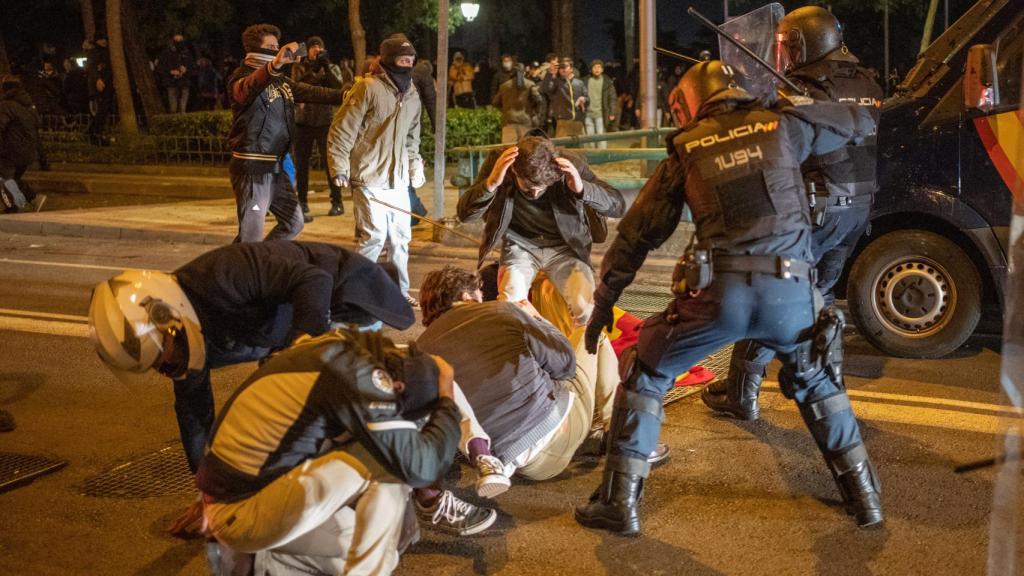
left=415, top=266, right=668, bottom=504
left=87, top=241, right=414, bottom=536
left=197, top=329, right=461, bottom=575
left=457, top=135, right=625, bottom=327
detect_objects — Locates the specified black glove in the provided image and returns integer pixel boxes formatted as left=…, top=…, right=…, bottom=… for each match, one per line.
left=585, top=300, right=614, bottom=355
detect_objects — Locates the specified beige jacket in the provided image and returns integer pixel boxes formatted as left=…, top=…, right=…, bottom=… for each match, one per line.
left=327, top=72, right=422, bottom=189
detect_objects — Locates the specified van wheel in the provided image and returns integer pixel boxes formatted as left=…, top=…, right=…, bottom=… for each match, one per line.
left=847, top=230, right=982, bottom=358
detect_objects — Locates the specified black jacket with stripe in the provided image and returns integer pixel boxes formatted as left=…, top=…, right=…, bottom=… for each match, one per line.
left=196, top=332, right=461, bottom=502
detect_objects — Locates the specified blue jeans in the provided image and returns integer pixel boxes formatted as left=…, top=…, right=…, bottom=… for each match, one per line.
left=173, top=339, right=271, bottom=472
left=609, top=273, right=862, bottom=472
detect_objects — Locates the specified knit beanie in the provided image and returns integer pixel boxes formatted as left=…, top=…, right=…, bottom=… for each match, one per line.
left=380, top=34, right=416, bottom=67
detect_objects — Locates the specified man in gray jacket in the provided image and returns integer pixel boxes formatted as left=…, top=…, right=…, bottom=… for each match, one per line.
left=492, top=63, right=543, bottom=143
left=328, top=34, right=424, bottom=306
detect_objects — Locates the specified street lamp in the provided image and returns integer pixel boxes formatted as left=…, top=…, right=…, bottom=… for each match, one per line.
left=461, top=1, right=480, bottom=22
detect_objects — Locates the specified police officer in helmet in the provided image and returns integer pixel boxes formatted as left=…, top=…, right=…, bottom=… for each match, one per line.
left=575, top=60, right=883, bottom=535
left=702, top=6, right=883, bottom=423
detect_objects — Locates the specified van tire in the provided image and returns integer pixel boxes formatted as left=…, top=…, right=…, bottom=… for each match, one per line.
left=847, top=230, right=982, bottom=358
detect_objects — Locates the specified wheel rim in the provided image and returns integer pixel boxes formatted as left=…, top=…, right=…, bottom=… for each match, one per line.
left=870, top=256, right=957, bottom=338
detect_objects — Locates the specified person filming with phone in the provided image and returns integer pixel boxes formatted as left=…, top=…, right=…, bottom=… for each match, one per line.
left=226, top=24, right=344, bottom=243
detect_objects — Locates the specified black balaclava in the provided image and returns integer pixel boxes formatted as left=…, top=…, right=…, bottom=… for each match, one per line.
left=379, top=34, right=416, bottom=94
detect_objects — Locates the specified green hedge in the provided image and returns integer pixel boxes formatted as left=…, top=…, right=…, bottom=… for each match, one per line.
left=43, top=106, right=501, bottom=165
left=420, top=107, right=502, bottom=162
left=148, top=111, right=233, bottom=137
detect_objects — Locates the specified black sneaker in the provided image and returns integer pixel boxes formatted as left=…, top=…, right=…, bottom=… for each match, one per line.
left=328, top=202, right=344, bottom=216
left=301, top=204, right=313, bottom=223
left=414, top=490, right=497, bottom=536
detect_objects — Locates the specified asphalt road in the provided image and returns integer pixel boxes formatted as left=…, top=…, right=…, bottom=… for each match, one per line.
left=0, top=233, right=1021, bottom=575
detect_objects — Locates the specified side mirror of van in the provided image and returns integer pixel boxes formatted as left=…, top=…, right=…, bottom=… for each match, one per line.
left=963, top=44, right=1000, bottom=111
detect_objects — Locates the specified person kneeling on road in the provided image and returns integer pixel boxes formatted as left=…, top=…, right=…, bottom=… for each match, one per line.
left=416, top=266, right=668, bottom=504
left=197, top=328, right=461, bottom=575
left=87, top=240, right=414, bottom=535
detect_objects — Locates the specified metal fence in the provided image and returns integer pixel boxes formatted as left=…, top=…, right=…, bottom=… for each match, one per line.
left=37, top=114, right=327, bottom=168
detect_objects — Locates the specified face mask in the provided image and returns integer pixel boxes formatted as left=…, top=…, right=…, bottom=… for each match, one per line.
left=255, top=47, right=278, bottom=57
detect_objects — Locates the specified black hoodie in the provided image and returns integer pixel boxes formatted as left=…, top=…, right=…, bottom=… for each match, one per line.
left=0, top=87, right=40, bottom=167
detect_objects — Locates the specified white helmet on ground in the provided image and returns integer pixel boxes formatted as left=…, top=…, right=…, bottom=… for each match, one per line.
left=88, top=269, right=205, bottom=378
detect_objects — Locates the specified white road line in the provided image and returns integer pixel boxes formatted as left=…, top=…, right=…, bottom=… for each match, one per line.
left=0, top=308, right=88, bottom=323
left=0, top=257, right=134, bottom=272
left=0, top=315, right=90, bottom=338
left=762, top=381, right=1021, bottom=417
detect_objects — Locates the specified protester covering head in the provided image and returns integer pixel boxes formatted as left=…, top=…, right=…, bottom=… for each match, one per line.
left=512, top=136, right=562, bottom=191
left=419, top=265, right=481, bottom=326
left=379, top=33, right=416, bottom=93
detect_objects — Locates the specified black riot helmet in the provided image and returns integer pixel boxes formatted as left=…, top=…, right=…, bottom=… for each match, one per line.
left=777, top=6, right=843, bottom=69
left=672, top=60, right=753, bottom=126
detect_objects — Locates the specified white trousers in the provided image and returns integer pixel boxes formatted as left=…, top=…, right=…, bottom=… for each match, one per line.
left=353, top=185, right=412, bottom=296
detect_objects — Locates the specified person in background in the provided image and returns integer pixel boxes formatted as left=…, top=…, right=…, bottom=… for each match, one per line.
left=492, top=63, right=543, bottom=144
left=449, top=51, right=475, bottom=108
left=157, top=33, right=193, bottom=113
left=85, top=36, right=114, bottom=145
left=291, top=35, right=345, bottom=221
left=541, top=56, right=587, bottom=138
left=62, top=58, right=90, bottom=116
left=194, top=57, right=223, bottom=111
left=583, top=59, right=616, bottom=148
left=490, top=53, right=516, bottom=102
left=0, top=75, right=44, bottom=210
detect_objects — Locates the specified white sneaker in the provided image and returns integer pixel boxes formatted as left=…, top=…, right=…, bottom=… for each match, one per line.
left=414, top=490, right=497, bottom=536
left=475, top=454, right=512, bottom=498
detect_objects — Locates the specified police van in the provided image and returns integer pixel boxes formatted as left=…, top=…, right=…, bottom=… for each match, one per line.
left=842, top=0, right=1021, bottom=358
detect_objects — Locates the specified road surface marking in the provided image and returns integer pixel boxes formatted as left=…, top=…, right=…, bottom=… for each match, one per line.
left=761, top=382, right=1021, bottom=435
left=0, top=308, right=88, bottom=323
left=0, top=257, right=130, bottom=272
left=0, top=315, right=90, bottom=338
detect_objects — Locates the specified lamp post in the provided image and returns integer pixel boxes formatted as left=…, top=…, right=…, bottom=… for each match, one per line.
left=461, top=1, right=480, bottom=22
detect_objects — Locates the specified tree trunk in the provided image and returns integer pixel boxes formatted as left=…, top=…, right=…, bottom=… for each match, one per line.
left=349, top=0, right=366, bottom=77
left=919, top=0, right=940, bottom=54
left=81, top=0, right=96, bottom=42
left=0, top=31, right=11, bottom=75
left=122, top=0, right=164, bottom=121
left=106, top=0, right=138, bottom=134
left=552, top=0, right=574, bottom=57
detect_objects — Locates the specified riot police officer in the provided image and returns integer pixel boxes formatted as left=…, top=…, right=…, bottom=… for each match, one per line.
left=702, top=6, right=883, bottom=421
left=575, top=61, right=883, bottom=536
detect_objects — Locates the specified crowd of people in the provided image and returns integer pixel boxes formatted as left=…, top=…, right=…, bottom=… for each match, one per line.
left=2, top=5, right=890, bottom=574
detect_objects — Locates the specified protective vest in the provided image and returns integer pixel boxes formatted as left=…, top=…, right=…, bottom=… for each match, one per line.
left=787, top=59, right=883, bottom=199
left=674, top=105, right=811, bottom=259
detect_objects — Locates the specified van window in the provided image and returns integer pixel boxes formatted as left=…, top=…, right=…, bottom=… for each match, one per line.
left=995, top=12, right=1024, bottom=106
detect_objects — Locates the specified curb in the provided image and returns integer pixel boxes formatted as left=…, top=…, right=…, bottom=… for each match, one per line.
left=0, top=216, right=680, bottom=274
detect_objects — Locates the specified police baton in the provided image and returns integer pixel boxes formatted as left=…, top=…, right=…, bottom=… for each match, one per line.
left=654, top=47, right=703, bottom=65
left=366, top=196, right=494, bottom=250
left=686, top=6, right=808, bottom=97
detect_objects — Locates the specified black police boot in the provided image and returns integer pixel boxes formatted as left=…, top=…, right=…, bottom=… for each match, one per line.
left=328, top=201, right=344, bottom=216
left=575, top=467, right=644, bottom=536
left=834, top=456, right=884, bottom=528
left=700, top=368, right=763, bottom=421
left=823, top=442, right=884, bottom=528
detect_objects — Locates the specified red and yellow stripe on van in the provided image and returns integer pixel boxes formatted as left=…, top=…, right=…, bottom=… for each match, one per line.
left=973, top=109, right=1024, bottom=204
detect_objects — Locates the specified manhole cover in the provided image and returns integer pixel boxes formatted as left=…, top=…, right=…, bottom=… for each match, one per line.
left=0, top=452, right=67, bottom=493
left=83, top=444, right=194, bottom=498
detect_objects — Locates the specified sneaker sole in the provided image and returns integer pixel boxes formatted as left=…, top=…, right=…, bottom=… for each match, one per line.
left=477, top=476, right=511, bottom=499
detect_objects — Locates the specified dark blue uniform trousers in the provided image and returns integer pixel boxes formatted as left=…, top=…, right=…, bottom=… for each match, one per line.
left=733, top=204, right=871, bottom=371
left=610, top=273, right=862, bottom=471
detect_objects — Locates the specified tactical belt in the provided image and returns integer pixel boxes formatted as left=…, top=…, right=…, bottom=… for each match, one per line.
left=716, top=254, right=814, bottom=281
left=813, top=194, right=873, bottom=208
